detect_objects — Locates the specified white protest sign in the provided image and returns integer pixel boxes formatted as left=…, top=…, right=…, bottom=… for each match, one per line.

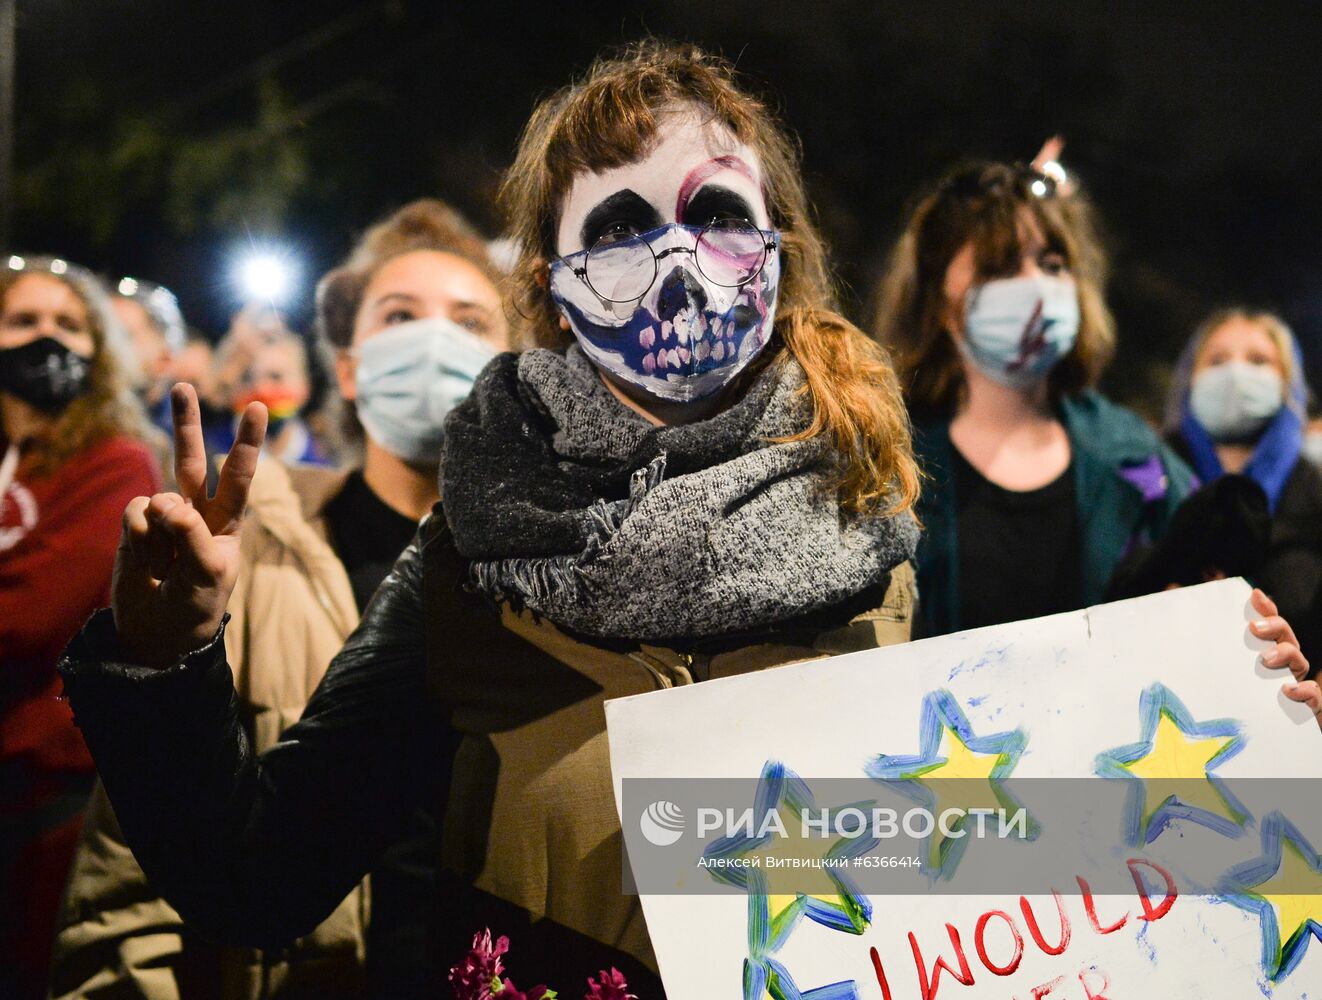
left=606, top=579, right=1322, bottom=999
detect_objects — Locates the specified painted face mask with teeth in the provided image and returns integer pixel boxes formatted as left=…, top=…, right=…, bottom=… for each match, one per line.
left=551, top=222, right=779, bottom=402
left=550, top=112, right=781, bottom=404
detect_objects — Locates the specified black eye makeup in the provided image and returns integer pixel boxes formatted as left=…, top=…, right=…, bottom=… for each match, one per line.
left=579, top=190, right=663, bottom=250
left=681, top=185, right=757, bottom=228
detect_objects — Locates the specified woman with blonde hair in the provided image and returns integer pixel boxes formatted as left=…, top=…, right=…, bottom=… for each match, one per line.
left=0, top=257, right=161, bottom=999
left=1163, top=306, right=1322, bottom=668
left=50, top=198, right=510, bottom=999
left=59, top=42, right=922, bottom=994
left=874, top=160, right=1197, bottom=636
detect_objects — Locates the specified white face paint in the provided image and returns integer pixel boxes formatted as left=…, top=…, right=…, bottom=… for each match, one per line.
left=555, top=111, right=771, bottom=253
left=550, top=110, right=781, bottom=403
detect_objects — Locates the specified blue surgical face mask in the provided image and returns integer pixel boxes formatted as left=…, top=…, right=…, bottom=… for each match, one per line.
left=1189, top=361, right=1284, bottom=443
left=353, top=317, right=498, bottom=465
left=960, top=274, right=1080, bottom=389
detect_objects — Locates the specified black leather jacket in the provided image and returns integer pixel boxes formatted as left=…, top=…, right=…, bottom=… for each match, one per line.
left=60, top=514, right=669, bottom=996
left=60, top=490, right=906, bottom=997
left=61, top=520, right=451, bottom=943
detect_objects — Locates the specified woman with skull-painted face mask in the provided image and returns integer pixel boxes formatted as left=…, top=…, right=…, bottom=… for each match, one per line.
left=57, top=43, right=922, bottom=993
left=0, top=257, right=161, bottom=1000
left=1161, top=308, right=1322, bottom=673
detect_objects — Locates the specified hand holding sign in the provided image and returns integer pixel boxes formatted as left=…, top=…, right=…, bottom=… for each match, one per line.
left=1251, top=587, right=1321, bottom=727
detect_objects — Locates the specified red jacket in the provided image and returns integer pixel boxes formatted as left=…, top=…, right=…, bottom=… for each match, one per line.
left=0, top=434, right=162, bottom=775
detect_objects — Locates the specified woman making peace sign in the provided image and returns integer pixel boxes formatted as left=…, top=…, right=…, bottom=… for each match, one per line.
left=59, top=43, right=923, bottom=993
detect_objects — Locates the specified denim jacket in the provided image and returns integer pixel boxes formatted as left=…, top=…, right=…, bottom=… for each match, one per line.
left=911, top=389, right=1196, bottom=637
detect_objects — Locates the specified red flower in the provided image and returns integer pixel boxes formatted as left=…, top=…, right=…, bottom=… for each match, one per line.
left=585, top=968, right=637, bottom=1000
left=449, top=929, right=509, bottom=1000
left=450, top=929, right=634, bottom=1000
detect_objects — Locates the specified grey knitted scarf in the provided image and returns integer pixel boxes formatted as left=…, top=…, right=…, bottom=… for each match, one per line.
left=443, top=344, right=918, bottom=643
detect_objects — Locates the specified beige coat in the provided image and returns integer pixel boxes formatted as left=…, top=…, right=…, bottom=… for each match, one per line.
left=49, top=460, right=371, bottom=1000
left=419, top=522, right=917, bottom=978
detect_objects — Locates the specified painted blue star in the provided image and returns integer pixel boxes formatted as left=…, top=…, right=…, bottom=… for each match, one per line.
left=1094, top=683, right=1248, bottom=847
left=1217, top=812, right=1322, bottom=982
left=700, top=761, right=876, bottom=1000
left=702, top=761, right=875, bottom=947
left=742, top=954, right=861, bottom=1000
left=864, top=688, right=1035, bottom=880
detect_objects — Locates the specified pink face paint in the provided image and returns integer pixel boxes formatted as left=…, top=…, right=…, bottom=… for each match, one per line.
left=674, top=155, right=758, bottom=220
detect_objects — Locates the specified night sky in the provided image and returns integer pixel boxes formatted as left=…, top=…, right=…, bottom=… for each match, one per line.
left=11, top=0, right=1322, bottom=417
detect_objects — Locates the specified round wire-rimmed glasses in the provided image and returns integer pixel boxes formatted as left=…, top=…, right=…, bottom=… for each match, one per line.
left=554, top=219, right=778, bottom=304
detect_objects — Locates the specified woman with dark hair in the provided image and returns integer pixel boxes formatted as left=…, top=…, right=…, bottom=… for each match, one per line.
left=50, top=199, right=509, bottom=999
left=58, top=43, right=923, bottom=994
left=873, top=160, right=1197, bottom=636
left=0, top=257, right=161, bottom=999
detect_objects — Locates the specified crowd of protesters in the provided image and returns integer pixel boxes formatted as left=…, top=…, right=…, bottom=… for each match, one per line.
left=1, top=39, right=1320, bottom=1000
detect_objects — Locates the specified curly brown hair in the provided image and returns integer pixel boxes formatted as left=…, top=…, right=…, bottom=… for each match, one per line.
left=873, top=161, right=1116, bottom=418
left=499, top=40, right=918, bottom=515
left=0, top=260, right=153, bottom=477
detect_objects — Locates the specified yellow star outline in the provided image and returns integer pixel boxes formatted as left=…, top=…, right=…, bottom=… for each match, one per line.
left=750, top=799, right=876, bottom=939
left=912, top=728, right=1009, bottom=868
left=1254, top=840, right=1322, bottom=964
left=926, top=729, right=1004, bottom=800
left=866, top=689, right=1034, bottom=879
left=1120, top=713, right=1241, bottom=831
left=700, top=761, right=874, bottom=955
left=1221, top=813, right=1322, bottom=981
left=1094, top=684, right=1248, bottom=845
left=754, top=803, right=841, bottom=922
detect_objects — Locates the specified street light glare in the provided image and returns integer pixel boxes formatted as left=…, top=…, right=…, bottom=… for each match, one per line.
left=235, top=251, right=295, bottom=304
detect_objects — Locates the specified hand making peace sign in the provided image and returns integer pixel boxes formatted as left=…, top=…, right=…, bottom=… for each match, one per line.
left=111, top=383, right=267, bottom=668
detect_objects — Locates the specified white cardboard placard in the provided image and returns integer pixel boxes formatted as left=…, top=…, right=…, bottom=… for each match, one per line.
left=606, top=579, right=1322, bottom=999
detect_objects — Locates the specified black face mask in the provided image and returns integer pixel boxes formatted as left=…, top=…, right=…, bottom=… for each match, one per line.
left=0, top=336, right=93, bottom=413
